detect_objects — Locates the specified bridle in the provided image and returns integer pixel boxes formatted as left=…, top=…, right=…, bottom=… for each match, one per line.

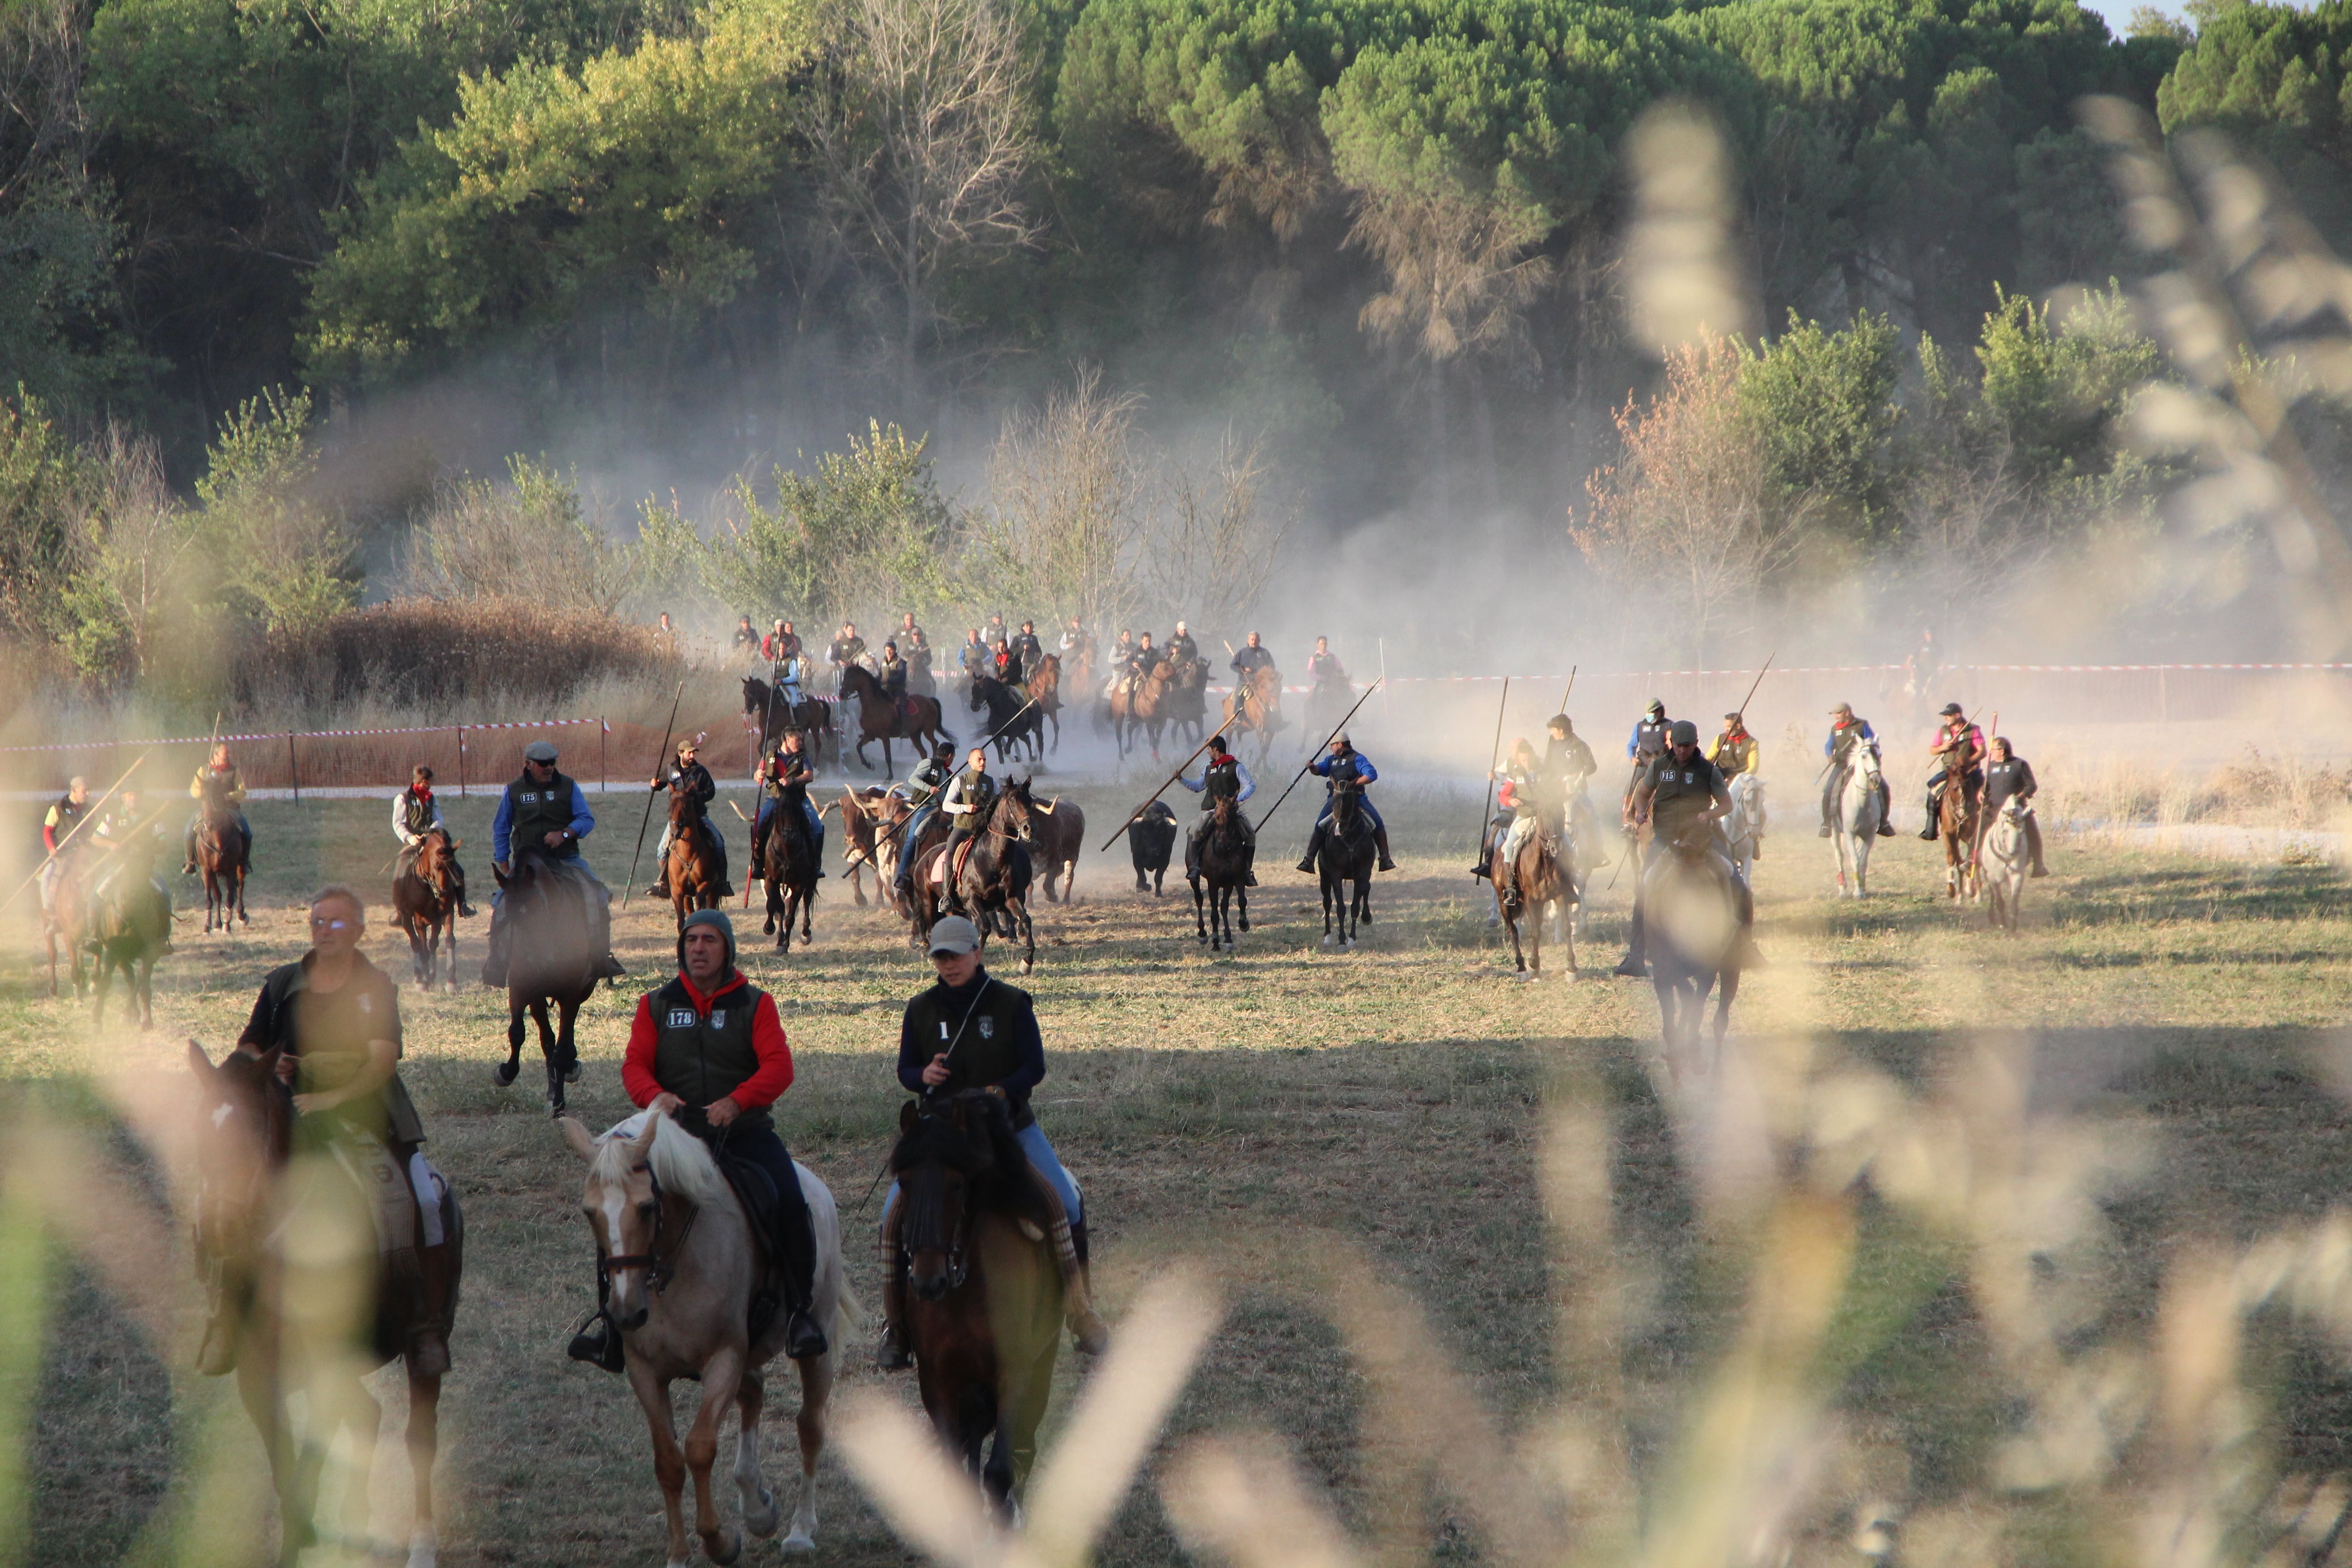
left=599, top=1163, right=699, bottom=1296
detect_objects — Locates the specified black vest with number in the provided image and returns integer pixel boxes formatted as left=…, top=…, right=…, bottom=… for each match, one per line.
left=1634, top=716, right=1669, bottom=758
left=1203, top=756, right=1242, bottom=804
left=651, top=975, right=773, bottom=1132
left=506, top=769, right=580, bottom=858
left=951, top=766, right=996, bottom=821
left=1646, top=754, right=1724, bottom=835
left=903, top=977, right=1035, bottom=1125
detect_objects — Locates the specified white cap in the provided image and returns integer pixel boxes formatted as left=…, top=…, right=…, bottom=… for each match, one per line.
left=927, top=915, right=982, bottom=957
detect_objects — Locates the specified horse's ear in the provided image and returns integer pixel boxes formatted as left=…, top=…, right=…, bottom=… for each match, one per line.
left=559, top=1117, right=600, bottom=1161
left=186, top=1038, right=214, bottom=1078
left=631, top=1113, right=660, bottom=1153
left=899, top=1099, right=918, bottom=1134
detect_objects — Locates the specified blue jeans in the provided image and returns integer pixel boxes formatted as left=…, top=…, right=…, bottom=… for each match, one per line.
left=895, top=804, right=937, bottom=883
left=1314, top=797, right=1383, bottom=831
left=755, top=797, right=824, bottom=856
left=884, top=1120, right=1081, bottom=1228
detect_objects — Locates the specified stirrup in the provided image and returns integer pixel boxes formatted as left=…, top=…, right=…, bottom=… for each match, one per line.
left=785, top=1309, right=829, bottom=1361
left=874, top=1327, right=913, bottom=1371
left=567, top=1310, right=626, bottom=1374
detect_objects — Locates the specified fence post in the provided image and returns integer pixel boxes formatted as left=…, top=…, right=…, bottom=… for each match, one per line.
left=2158, top=666, right=2170, bottom=726
left=458, top=727, right=467, bottom=798
left=602, top=718, right=609, bottom=794
left=286, top=731, right=300, bottom=804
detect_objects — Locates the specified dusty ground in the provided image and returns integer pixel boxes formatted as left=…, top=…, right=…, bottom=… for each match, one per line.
left=4, top=768, right=2351, bottom=1567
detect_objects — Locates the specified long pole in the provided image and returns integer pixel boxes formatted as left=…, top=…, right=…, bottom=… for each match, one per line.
left=623, top=681, right=687, bottom=911
left=1731, top=652, right=1775, bottom=729
left=1100, top=727, right=1228, bottom=853
left=1970, top=708, right=1999, bottom=868
left=1253, top=679, right=1383, bottom=834
left=1472, top=678, right=1510, bottom=868
left=1557, top=664, right=1577, bottom=716
left=0, top=751, right=150, bottom=916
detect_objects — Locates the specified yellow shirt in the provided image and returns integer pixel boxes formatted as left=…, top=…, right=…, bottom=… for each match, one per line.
left=190, top=764, right=246, bottom=804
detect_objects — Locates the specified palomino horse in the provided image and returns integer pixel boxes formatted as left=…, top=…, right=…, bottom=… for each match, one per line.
left=759, top=795, right=823, bottom=952
left=1314, top=780, right=1375, bottom=949
left=742, top=674, right=834, bottom=768
left=888, top=1090, right=1064, bottom=1509
left=563, top=1111, right=850, bottom=1565
left=1981, top=797, right=2030, bottom=931
left=1724, top=773, right=1766, bottom=886
left=188, top=1043, right=461, bottom=1568
left=195, top=794, right=251, bottom=932
left=1939, top=777, right=1982, bottom=902
left=839, top=663, right=953, bottom=775
left=1221, top=666, right=1285, bottom=770
left=1828, top=745, right=1883, bottom=899
left=1165, top=658, right=1211, bottom=748
left=1108, top=663, right=1171, bottom=760
left=1641, top=832, right=1744, bottom=1084
left=43, top=846, right=90, bottom=999
left=1025, top=654, right=1065, bottom=753
left=969, top=672, right=1044, bottom=764
left=917, top=793, right=1035, bottom=973
left=1188, top=795, right=1252, bottom=949
left=665, top=788, right=728, bottom=928
left=491, top=851, right=598, bottom=1117
left=91, top=850, right=171, bottom=1028
left=1499, top=825, right=1577, bottom=979
left=1000, top=776, right=1083, bottom=903
left=393, top=830, right=466, bottom=991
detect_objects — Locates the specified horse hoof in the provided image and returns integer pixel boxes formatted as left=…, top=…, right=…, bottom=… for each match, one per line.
left=763, top=915, right=778, bottom=935
left=492, top=1061, right=519, bottom=1088
left=707, top=1525, right=744, bottom=1567
left=782, top=1530, right=816, bottom=1555
left=745, top=1489, right=781, bottom=1538
left=563, top=1060, right=582, bottom=1084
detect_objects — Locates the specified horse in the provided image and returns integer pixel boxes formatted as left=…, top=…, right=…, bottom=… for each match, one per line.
left=1188, top=795, right=1253, bottom=949
left=1724, top=772, right=1766, bottom=887
left=839, top=663, right=954, bottom=775
left=969, top=673, right=1044, bottom=764
left=1981, top=797, right=2030, bottom=931
left=887, top=1090, right=1064, bottom=1510
left=741, top=674, right=834, bottom=768
left=759, top=795, right=823, bottom=952
left=187, top=1042, right=461, bottom=1568
left=90, top=851, right=171, bottom=1029
left=1314, top=780, right=1375, bottom=949
left=1129, top=801, right=1178, bottom=895
left=665, top=788, right=728, bottom=929
left=1828, top=744, right=1883, bottom=899
left=1221, top=666, right=1285, bottom=770
left=1498, top=824, right=1577, bottom=979
left=1026, top=654, right=1065, bottom=753
left=1165, top=658, right=1211, bottom=748
left=1939, top=776, right=1982, bottom=903
left=1108, top=663, right=1170, bottom=761
left=917, top=793, right=1035, bottom=974
left=195, top=793, right=250, bottom=933
left=490, top=851, right=598, bottom=1118
left=562, top=1111, right=849, bottom=1565
left=999, top=776, right=1083, bottom=904
left=1641, top=832, right=1744, bottom=1084
left=393, top=830, right=465, bottom=992
left=43, top=846, right=90, bottom=1000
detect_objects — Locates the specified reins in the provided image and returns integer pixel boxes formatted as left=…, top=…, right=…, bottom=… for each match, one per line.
left=601, top=1163, right=699, bottom=1295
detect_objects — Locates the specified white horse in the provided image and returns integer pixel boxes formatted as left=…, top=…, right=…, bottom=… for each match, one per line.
left=1981, top=797, right=2030, bottom=931
left=1723, top=772, right=1766, bottom=886
left=1830, top=743, right=1883, bottom=898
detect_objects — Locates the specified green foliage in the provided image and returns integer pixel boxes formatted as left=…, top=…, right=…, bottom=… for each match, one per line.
left=1972, top=285, right=2163, bottom=489
left=192, top=387, right=358, bottom=639
left=2156, top=0, right=2352, bottom=240
left=1737, top=309, right=1899, bottom=537
left=0, top=390, right=94, bottom=645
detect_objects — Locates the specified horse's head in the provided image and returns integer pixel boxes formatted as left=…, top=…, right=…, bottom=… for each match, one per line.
left=741, top=674, right=765, bottom=714
left=562, top=1111, right=724, bottom=1329
left=668, top=787, right=704, bottom=828
left=890, top=1092, right=1005, bottom=1301
left=1854, top=742, right=1883, bottom=786
left=186, top=1039, right=290, bottom=1274
left=1001, top=777, right=1037, bottom=842
left=419, top=828, right=460, bottom=887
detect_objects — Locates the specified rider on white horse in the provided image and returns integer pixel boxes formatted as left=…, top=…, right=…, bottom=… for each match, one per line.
left=1981, top=739, right=2048, bottom=877
left=1820, top=703, right=1895, bottom=838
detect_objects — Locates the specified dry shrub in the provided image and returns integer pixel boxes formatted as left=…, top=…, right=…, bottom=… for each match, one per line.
left=303, top=597, right=683, bottom=710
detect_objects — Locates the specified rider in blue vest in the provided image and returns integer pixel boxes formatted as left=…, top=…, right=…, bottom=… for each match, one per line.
left=1293, top=732, right=1397, bottom=873
left=482, top=738, right=624, bottom=986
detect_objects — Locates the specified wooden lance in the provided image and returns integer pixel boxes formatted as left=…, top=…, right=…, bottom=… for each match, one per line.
left=1557, top=665, right=1576, bottom=716
left=0, top=751, right=150, bottom=916
left=1100, top=728, right=1229, bottom=853
left=1253, top=679, right=1384, bottom=834
left=1732, top=652, right=1774, bottom=730
left=1471, top=679, right=1511, bottom=871
left=622, top=680, right=687, bottom=911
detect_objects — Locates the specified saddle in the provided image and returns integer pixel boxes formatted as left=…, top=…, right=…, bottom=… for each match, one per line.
left=897, top=695, right=922, bottom=728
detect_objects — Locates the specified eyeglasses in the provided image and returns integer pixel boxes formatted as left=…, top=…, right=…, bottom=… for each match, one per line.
left=309, top=917, right=353, bottom=932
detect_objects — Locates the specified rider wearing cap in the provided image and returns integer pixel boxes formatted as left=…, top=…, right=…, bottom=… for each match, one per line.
left=1295, top=731, right=1397, bottom=873
left=40, top=775, right=89, bottom=915
left=890, top=742, right=957, bottom=904
left=1820, top=703, right=1895, bottom=837
left=1708, top=712, right=1758, bottom=780
left=1177, top=732, right=1257, bottom=884
left=874, top=915, right=1109, bottom=1369
left=647, top=736, right=733, bottom=901
left=1920, top=702, right=1986, bottom=842
left=749, top=729, right=826, bottom=877
left=1981, top=738, right=2048, bottom=876
left=182, top=742, right=253, bottom=875
left=483, top=737, right=624, bottom=985
left=1615, top=719, right=1756, bottom=977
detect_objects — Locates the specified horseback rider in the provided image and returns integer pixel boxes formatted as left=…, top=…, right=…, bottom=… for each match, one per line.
left=899, top=614, right=935, bottom=696
left=1474, top=738, right=1543, bottom=893
left=1166, top=621, right=1199, bottom=670
left=767, top=620, right=806, bottom=699
left=1920, top=702, right=1986, bottom=842
left=959, top=629, right=989, bottom=685
left=875, top=915, right=1110, bottom=1369
left=1013, top=620, right=1044, bottom=676
left=1542, top=715, right=1603, bottom=856
left=879, top=640, right=911, bottom=708
left=1177, top=733, right=1257, bottom=885
left=938, top=747, right=998, bottom=897
left=90, top=788, right=171, bottom=927
left=1307, top=637, right=1347, bottom=692
left=603, top=908, right=829, bottom=1361
left=828, top=623, right=867, bottom=692
left=39, top=775, right=89, bottom=916
left=1820, top=703, right=1896, bottom=837
left=219, top=885, right=453, bottom=1375
left=1709, top=712, right=1758, bottom=780
left=393, top=765, right=476, bottom=916
left=1615, top=719, right=1756, bottom=977
left=1981, top=738, right=2049, bottom=877
left=733, top=615, right=760, bottom=655
left=482, top=738, right=625, bottom=986
left=183, top=742, right=253, bottom=876
left=1230, top=631, right=1275, bottom=685
left=648, top=738, right=733, bottom=901
left=1111, top=630, right=1136, bottom=678
left=750, top=731, right=826, bottom=878
left=992, top=636, right=1022, bottom=686
left=1295, top=732, right=1398, bottom=873
left=1624, top=699, right=1670, bottom=797
left=984, top=612, right=1009, bottom=650
left=890, top=742, right=956, bottom=905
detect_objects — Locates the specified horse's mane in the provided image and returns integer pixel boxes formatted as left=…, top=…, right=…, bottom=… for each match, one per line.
left=596, top=1113, right=731, bottom=1210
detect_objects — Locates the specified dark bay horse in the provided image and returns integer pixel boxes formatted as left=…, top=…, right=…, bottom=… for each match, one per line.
left=188, top=1042, right=462, bottom=1568
left=969, top=673, right=1044, bottom=764
left=918, top=794, right=1035, bottom=973
left=999, top=776, right=1083, bottom=903
left=759, top=793, right=823, bottom=952
left=889, top=1091, right=1064, bottom=1510
left=1108, top=664, right=1170, bottom=760
left=492, top=851, right=598, bottom=1117
left=1641, top=836, right=1744, bottom=1084
left=91, top=852, right=171, bottom=1028
left=664, top=788, right=727, bottom=928
left=1165, top=657, right=1211, bottom=748
left=741, top=674, right=834, bottom=767
left=1314, top=781, right=1375, bottom=949
left=840, top=663, right=953, bottom=774
left=393, top=830, right=466, bottom=991
left=196, top=794, right=250, bottom=933
left=1189, top=795, right=1252, bottom=950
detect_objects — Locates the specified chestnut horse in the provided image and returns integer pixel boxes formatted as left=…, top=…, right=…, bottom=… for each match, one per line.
left=1025, top=653, right=1065, bottom=752
left=1221, top=666, right=1285, bottom=770
left=393, top=830, right=465, bottom=991
left=1108, top=662, right=1171, bottom=760
left=195, top=795, right=250, bottom=932
left=1499, top=824, right=1576, bottom=979
left=43, top=846, right=90, bottom=999
left=665, top=789, right=727, bottom=928
left=839, top=663, right=954, bottom=775
left=1940, top=779, right=1982, bottom=903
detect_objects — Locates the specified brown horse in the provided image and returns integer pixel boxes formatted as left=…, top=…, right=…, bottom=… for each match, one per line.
left=1313, top=780, right=1374, bottom=950
left=759, top=794, right=823, bottom=952
left=665, top=789, right=727, bottom=928
left=1108, top=663, right=1171, bottom=760
left=188, top=1042, right=461, bottom=1568
left=90, top=850, right=171, bottom=1029
left=916, top=792, right=1035, bottom=973
left=1940, top=780, right=1982, bottom=902
left=393, top=830, right=466, bottom=992
left=1642, top=833, right=1743, bottom=1084
left=1189, top=795, right=1253, bottom=949
left=491, top=851, right=598, bottom=1118
left=888, top=1091, right=1064, bottom=1510
left=43, top=846, right=90, bottom=999
left=999, top=776, right=1083, bottom=903
left=741, top=673, right=834, bottom=767
left=839, top=663, right=954, bottom=775
left=195, top=796, right=250, bottom=933
left=1165, top=657, right=1211, bottom=748
left=1026, top=654, right=1065, bottom=753
left=1221, top=666, right=1285, bottom=770
left=1498, top=825, right=1577, bottom=979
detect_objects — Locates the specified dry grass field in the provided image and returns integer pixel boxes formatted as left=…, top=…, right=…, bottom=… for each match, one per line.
left=5, top=772, right=2352, bottom=1568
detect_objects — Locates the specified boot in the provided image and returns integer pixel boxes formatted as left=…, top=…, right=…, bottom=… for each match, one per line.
left=2027, top=816, right=2049, bottom=877
left=567, top=1309, right=626, bottom=1374
left=875, top=1213, right=913, bottom=1370
left=1242, top=846, right=1258, bottom=887
left=1295, top=825, right=1324, bottom=874
left=1918, top=792, right=1939, bottom=840
left=480, top=909, right=510, bottom=987
left=409, top=1242, right=452, bottom=1377
left=1613, top=905, right=1647, bottom=978
left=1818, top=820, right=1832, bottom=839
left=1373, top=826, right=1397, bottom=873
left=1053, top=1213, right=1111, bottom=1355
left=785, top=1307, right=828, bottom=1361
